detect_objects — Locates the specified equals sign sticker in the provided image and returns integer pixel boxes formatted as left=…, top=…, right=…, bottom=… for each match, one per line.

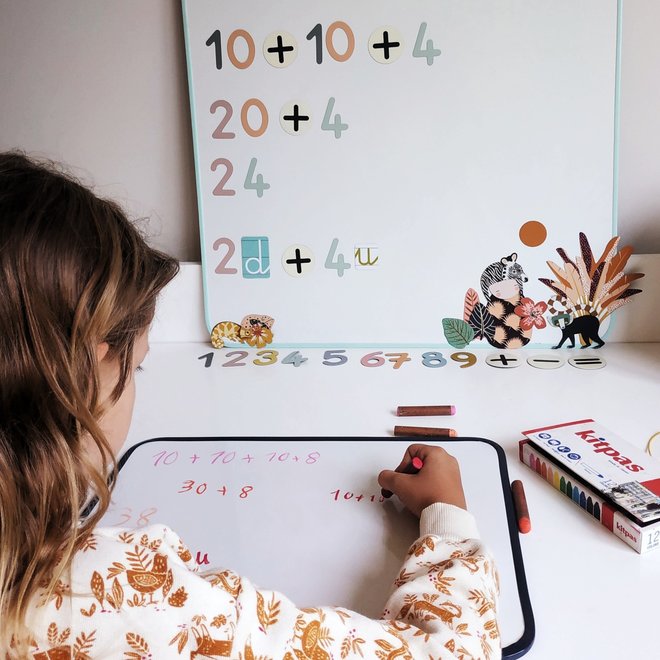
left=527, top=355, right=566, bottom=370
left=568, top=355, right=607, bottom=370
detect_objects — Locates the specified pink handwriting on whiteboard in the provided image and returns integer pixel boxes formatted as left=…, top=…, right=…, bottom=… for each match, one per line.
left=330, top=490, right=385, bottom=504
left=177, top=481, right=254, bottom=499
left=152, top=449, right=320, bottom=467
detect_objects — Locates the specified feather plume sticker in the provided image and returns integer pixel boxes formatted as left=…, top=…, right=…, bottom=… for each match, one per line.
left=540, top=233, right=644, bottom=348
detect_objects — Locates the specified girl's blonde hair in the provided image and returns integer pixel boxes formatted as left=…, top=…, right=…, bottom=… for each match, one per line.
left=0, top=152, right=179, bottom=653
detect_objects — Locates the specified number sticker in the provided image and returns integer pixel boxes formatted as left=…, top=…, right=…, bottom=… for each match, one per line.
left=361, top=351, right=385, bottom=367
left=210, top=100, right=235, bottom=139
left=212, top=237, right=238, bottom=274
left=326, top=21, right=355, bottom=62
left=207, top=29, right=256, bottom=70
left=323, top=349, right=347, bottom=366
left=324, top=238, right=350, bottom=277
left=244, top=157, right=270, bottom=197
left=241, top=98, right=269, bottom=137
left=211, top=158, right=236, bottom=197
left=226, top=29, right=255, bottom=69
left=306, top=22, right=355, bottom=64
left=206, top=30, right=223, bottom=69
left=282, top=351, right=308, bottom=367
left=385, top=352, right=411, bottom=369
left=253, top=349, right=278, bottom=366
left=450, top=352, right=477, bottom=368
left=223, top=351, right=249, bottom=367
left=321, top=98, right=348, bottom=139
left=421, top=351, right=447, bottom=368
left=198, top=352, right=214, bottom=368
left=413, top=22, right=441, bottom=65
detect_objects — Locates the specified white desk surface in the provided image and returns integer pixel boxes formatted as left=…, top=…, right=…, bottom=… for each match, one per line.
left=126, top=336, right=660, bottom=660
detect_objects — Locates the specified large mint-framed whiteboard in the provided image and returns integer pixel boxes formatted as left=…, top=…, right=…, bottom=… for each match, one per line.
left=182, top=0, right=621, bottom=347
left=102, top=437, right=535, bottom=658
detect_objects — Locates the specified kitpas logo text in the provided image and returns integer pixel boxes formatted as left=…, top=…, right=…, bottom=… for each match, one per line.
left=575, top=429, right=644, bottom=472
left=538, top=429, right=644, bottom=473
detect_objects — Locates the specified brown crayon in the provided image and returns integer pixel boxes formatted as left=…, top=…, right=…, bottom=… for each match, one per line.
left=511, top=480, right=531, bottom=533
left=396, top=405, right=455, bottom=417
left=393, top=425, right=457, bottom=438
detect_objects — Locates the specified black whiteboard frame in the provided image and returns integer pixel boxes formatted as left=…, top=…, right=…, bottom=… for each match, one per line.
left=116, top=436, right=535, bottom=658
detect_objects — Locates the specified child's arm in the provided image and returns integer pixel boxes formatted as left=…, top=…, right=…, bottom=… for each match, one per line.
left=227, top=444, right=499, bottom=658
left=230, top=502, right=499, bottom=659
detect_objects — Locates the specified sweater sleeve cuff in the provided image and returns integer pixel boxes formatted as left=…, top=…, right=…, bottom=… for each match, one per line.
left=420, top=502, right=481, bottom=541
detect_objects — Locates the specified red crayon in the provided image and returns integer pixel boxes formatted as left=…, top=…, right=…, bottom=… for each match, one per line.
left=382, top=456, right=424, bottom=499
left=511, top=480, right=531, bottom=533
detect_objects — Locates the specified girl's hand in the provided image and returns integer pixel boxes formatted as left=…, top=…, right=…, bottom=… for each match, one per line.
left=378, top=444, right=467, bottom=517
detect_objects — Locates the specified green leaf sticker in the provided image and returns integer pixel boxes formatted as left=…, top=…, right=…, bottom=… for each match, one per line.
left=442, top=318, right=475, bottom=349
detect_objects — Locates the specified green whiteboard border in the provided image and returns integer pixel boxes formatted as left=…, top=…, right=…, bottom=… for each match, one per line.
left=116, top=435, right=535, bottom=659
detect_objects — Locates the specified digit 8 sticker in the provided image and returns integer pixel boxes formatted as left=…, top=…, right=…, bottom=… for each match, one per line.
left=421, top=351, right=447, bottom=368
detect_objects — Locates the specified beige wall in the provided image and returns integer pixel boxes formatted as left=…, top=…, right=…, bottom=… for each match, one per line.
left=1, top=0, right=658, bottom=260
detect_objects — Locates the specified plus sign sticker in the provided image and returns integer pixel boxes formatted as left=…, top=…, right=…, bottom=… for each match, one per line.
left=486, top=352, right=521, bottom=369
left=282, top=245, right=314, bottom=277
left=368, top=26, right=405, bottom=64
left=263, top=31, right=298, bottom=68
left=279, top=101, right=312, bottom=135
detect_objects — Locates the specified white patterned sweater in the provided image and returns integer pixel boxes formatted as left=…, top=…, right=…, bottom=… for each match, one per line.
left=26, top=503, right=500, bottom=659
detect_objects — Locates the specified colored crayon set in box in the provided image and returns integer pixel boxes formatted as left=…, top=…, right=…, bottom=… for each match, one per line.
left=519, top=419, right=660, bottom=554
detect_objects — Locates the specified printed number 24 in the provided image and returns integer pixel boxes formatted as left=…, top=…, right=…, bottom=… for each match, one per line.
left=211, top=157, right=269, bottom=197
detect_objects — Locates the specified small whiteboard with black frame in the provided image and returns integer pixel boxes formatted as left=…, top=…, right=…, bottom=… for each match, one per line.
left=102, top=437, right=535, bottom=658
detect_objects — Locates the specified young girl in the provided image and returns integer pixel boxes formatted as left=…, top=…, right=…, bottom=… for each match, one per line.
left=0, top=152, right=500, bottom=659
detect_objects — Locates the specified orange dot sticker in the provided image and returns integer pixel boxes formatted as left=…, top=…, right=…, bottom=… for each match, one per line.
left=519, top=220, right=547, bottom=247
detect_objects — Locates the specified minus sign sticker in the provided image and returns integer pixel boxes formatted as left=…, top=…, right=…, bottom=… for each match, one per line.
left=527, top=355, right=565, bottom=369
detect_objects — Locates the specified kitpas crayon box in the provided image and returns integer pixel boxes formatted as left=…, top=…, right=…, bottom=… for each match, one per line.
left=520, top=419, right=660, bottom=554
